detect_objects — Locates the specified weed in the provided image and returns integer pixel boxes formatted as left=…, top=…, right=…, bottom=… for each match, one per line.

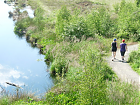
left=128, top=45, right=140, bottom=75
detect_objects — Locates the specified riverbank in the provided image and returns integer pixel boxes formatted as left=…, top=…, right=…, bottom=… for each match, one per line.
left=129, top=44, right=140, bottom=75
left=0, top=0, right=140, bottom=104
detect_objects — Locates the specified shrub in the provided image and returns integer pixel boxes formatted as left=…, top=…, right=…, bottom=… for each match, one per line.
left=77, top=45, right=108, bottom=104
left=45, top=49, right=54, bottom=62
left=14, top=17, right=32, bottom=37
left=87, top=7, right=115, bottom=37
left=113, top=3, right=120, bottom=14
left=63, top=17, right=91, bottom=40
left=128, top=47, right=140, bottom=75
left=56, top=6, right=71, bottom=37
left=50, top=58, right=68, bottom=76
left=136, top=0, right=140, bottom=6
left=115, top=0, right=140, bottom=39
left=117, top=30, right=129, bottom=39
left=33, top=7, right=45, bottom=31
left=0, top=98, right=9, bottom=105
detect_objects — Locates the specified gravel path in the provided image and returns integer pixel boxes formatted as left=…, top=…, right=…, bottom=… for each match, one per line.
left=106, top=44, right=140, bottom=88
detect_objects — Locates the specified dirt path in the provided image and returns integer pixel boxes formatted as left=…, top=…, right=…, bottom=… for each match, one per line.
left=106, top=44, right=140, bottom=88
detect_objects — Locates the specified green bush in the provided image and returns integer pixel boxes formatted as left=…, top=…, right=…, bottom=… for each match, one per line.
left=14, top=17, right=32, bottom=37
left=56, top=6, right=71, bottom=37
left=113, top=3, right=120, bottom=14
left=117, top=30, right=129, bottom=39
left=136, top=0, right=140, bottom=6
left=63, top=17, right=91, bottom=40
left=45, top=50, right=54, bottom=62
left=33, top=7, right=45, bottom=31
left=50, top=58, right=68, bottom=76
left=46, top=91, right=77, bottom=105
left=115, top=0, right=140, bottom=40
left=77, top=45, right=112, bottom=104
left=129, top=47, right=140, bottom=75
left=0, top=98, right=9, bottom=105
left=87, top=7, right=114, bottom=37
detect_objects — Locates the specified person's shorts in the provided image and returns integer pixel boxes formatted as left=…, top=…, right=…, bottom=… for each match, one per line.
left=112, top=48, right=117, bottom=52
left=121, top=51, right=125, bottom=56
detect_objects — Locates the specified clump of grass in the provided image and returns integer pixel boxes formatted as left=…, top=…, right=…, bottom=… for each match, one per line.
left=128, top=44, right=140, bottom=75
left=0, top=89, right=40, bottom=105
left=50, top=58, right=68, bottom=76
left=106, top=80, right=139, bottom=104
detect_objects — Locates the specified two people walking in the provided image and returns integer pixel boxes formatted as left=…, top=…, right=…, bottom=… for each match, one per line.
left=111, top=39, right=127, bottom=61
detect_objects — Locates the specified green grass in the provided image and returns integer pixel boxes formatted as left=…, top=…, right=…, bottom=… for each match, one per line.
left=129, top=43, right=140, bottom=75
left=90, top=0, right=135, bottom=9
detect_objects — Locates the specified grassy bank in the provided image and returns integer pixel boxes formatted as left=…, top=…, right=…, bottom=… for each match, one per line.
left=1, top=0, right=140, bottom=104
left=129, top=44, right=140, bottom=75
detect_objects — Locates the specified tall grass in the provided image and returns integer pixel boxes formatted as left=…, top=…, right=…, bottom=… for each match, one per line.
left=90, top=0, right=135, bottom=9
left=0, top=89, right=40, bottom=105
left=129, top=44, right=140, bottom=75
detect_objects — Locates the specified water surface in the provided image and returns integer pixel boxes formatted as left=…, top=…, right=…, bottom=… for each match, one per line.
left=0, top=0, right=53, bottom=96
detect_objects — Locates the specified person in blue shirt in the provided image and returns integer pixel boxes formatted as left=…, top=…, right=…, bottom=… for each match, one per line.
left=120, top=39, right=127, bottom=61
left=111, top=38, right=117, bottom=61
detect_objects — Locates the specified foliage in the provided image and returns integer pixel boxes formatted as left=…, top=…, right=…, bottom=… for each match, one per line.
left=106, top=80, right=139, bottom=104
left=50, top=58, right=68, bottom=76
left=56, top=6, right=71, bottom=38
left=87, top=7, right=115, bottom=37
left=46, top=91, right=77, bottom=104
left=15, top=0, right=140, bottom=44
left=56, top=6, right=115, bottom=40
left=128, top=45, right=140, bottom=75
left=27, top=0, right=40, bottom=9
left=115, top=0, right=140, bottom=41
left=63, top=17, right=91, bottom=40
left=11, top=100, right=45, bottom=105
left=17, top=0, right=27, bottom=8
left=14, top=17, right=32, bottom=36
left=0, top=98, right=9, bottom=105
left=136, top=0, right=140, bottom=6
left=77, top=46, right=109, bottom=104
left=33, top=7, right=45, bottom=31
left=45, top=49, right=54, bottom=62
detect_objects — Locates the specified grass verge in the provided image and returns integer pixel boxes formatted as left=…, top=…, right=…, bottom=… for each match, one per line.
left=129, top=43, right=140, bottom=75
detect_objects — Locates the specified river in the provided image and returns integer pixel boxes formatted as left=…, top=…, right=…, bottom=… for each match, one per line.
left=0, top=0, right=53, bottom=96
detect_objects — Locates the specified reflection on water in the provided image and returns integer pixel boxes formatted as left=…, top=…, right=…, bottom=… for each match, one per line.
left=0, top=0, right=53, bottom=96
left=0, top=64, right=24, bottom=87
